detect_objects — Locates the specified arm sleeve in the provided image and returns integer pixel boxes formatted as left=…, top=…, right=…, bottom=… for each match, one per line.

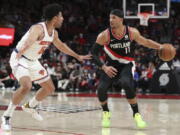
left=91, top=43, right=104, bottom=67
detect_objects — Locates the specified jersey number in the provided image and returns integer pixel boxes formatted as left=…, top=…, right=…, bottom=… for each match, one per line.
left=125, top=47, right=131, bottom=54
left=38, top=47, right=47, bottom=54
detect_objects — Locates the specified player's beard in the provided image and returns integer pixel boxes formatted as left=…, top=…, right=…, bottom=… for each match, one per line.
left=110, top=23, right=118, bottom=29
left=110, top=22, right=115, bottom=29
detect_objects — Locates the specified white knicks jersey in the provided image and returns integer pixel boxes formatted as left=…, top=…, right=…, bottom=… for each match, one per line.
left=16, top=22, right=54, bottom=60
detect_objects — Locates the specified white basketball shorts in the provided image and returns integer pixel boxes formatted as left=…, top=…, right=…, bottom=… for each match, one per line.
left=9, top=51, right=50, bottom=84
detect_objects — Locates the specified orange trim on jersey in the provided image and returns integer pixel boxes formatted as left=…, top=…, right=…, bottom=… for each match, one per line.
left=111, top=26, right=126, bottom=40
left=32, top=70, right=49, bottom=82
left=128, top=27, right=133, bottom=41
left=32, top=74, right=49, bottom=82
left=104, top=45, right=134, bottom=61
left=39, top=41, right=52, bottom=45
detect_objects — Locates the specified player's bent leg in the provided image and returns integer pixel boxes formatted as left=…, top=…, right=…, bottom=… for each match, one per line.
left=121, top=76, right=147, bottom=129
left=12, top=76, right=32, bottom=105
left=127, top=97, right=147, bottom=129
left=97, top=74, right=113, bottom=128
left=98, top=90, right=111, bottom=128
left=36, top=78, right=55, bottom=101
left=22, top=78, right=55, bottom=121
left=1, top=76, right=32, bottom=131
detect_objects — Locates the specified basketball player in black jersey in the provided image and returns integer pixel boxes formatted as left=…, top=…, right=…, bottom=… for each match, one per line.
left=91, top=9, right=165, bottom=128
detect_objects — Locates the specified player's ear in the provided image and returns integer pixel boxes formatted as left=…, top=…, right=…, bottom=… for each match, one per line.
left=54, top=16, right=58, bottom=20
left=120, top=18, right=123, bottom=22
left=52, top=15, right=58, bottom=21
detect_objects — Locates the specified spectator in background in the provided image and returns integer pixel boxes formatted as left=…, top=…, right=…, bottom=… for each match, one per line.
left=174, top=26, right=180, bottom=43
left=134, top=69, right=140, bottom=92
left=0, top=71, right=16, bottom=90
left=0, top=0, right=179, bottom=95
left=69, top=65, right=82, bottom=91
left=139, top=65, right=149, bottom=94
left=57, top=65, right=69, bottom=91
left=139, top=62, right=155, bottom=94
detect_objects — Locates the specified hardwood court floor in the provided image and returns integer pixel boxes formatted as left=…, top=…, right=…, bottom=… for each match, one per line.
left=0, top=90, right=180, bottom=135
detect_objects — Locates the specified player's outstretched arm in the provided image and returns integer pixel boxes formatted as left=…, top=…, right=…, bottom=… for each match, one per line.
left=53, top=30, right=91, bottom=62
left=130, top=27, right=163, bottom=50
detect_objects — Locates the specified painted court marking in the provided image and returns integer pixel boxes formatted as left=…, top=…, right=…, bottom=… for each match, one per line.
left=12, top=127, right=86, bottom=135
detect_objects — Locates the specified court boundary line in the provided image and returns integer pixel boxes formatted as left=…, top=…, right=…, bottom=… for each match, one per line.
left=66, top=93, right=180, bottom=99
left=13, top=126, right=86, bottom=135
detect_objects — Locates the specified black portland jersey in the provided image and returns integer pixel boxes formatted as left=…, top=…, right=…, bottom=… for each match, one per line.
left=104, top=26, right=136, bottom=64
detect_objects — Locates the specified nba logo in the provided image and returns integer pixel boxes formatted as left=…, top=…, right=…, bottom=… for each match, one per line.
left=125, top=35, right=129, bottom=39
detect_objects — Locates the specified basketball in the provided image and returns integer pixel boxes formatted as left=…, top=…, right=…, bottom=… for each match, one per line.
left=158, top=44, right=176, bottom=61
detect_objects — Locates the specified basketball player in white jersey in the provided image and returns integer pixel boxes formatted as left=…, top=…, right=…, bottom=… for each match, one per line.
left=1, top=3, right=91, bottom=131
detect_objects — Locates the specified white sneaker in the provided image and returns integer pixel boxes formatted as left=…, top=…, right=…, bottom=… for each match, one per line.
left=22, top=102, right=43, bottom=121
left=1, top=116, right=11, bottom=131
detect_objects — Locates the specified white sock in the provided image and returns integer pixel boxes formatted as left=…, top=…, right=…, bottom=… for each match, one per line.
left=3, top=102, right=16, bottom=117
left=29, top=96, right=40, bottom=108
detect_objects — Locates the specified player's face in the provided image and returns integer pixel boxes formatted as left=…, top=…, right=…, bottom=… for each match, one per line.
left=54, top=12, right=64, bottom=28
left=109, top=14, right=123, bottom=29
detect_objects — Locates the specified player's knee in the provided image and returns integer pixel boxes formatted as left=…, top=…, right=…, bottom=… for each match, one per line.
left=97, top=86, right=108, bottom=102
left=47, top=84, right=55, bottom=93
left=20, top=83, right=32, bottom=94
left=121, top=78, right=131, bottom=91
left=120, top=78, right=136, bottom=99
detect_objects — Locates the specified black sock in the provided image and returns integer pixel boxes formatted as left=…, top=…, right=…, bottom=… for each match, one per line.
left=130, top=103, right=139, bottom=117
left=102, top=103, right=109, bottom=112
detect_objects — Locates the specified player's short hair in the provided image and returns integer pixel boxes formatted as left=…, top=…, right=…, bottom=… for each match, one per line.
left=110, top=9, right=124, bottom=18
left=43, top=3, right=63, bottom=21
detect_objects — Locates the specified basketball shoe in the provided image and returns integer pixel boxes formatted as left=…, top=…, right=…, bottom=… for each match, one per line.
left=22, top=102, right=43, bottom=121
left=1, top=116, right=11, bottom=131
left=102, top=111, right=111, bottom=128
left=134, top=113, right=147, bottom=129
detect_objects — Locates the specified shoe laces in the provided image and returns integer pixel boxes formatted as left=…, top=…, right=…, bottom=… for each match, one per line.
left=103, top=112, right=110, bottom=119
left=4, top=116, right=11, bottom=125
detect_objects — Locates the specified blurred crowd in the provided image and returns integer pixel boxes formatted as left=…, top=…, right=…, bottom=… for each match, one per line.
left=0, top=0, right=180, bottom=93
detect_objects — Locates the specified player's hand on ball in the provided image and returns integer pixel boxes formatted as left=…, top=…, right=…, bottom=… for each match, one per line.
left=158, top=43, right=176, bottom=61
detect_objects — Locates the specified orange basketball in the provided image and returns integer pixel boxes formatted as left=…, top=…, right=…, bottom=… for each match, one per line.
left=158, top=44, right=176, bottom=61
